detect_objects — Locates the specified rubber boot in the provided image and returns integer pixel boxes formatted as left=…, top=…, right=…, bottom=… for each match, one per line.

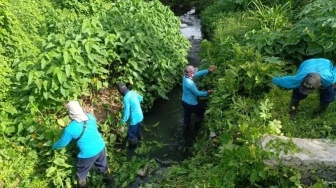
left=289, top=97, right=300, bottom=120
left=103, top=170, right=115, bottom=187
left=137, top=133, right=142, bottom=141
left=313, top=102, right=330, bottom=118
left=182, top=124, right=190, bottom=137
left=128, top=139, right=138, bottom=149
left=78, top=179, right=87, bottom=188
left=194, top=118, right=203, bottom=131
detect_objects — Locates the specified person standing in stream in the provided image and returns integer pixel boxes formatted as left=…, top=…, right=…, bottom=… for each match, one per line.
left=181, top=65, right=217, bottom=133
left=117, top=82, right=144, bottom=148
left=52, top=100, right=113, bottom=188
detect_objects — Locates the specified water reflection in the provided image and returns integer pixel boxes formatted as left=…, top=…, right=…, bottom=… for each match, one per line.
left=143, top=87, right=190, bottom=162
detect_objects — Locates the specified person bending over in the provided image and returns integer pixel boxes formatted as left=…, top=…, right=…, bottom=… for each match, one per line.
left=52, top=101, right=112, bottom=188
left=272, top=58, right=336, bottom=119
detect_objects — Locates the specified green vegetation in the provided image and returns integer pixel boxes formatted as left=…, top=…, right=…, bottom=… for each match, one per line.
left=0, top=0, right=189, bottom=187
left=152, top=0, right=336, bottom=187
left=2, top=0, right=336, bottom=187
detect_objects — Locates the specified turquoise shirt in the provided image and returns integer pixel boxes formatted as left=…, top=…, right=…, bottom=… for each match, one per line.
left=272, top=58, right=336, bottom=88
left=52, top=113, right=105, bottom=158
left=182, top=69, right=209, bottom=105
left=121, top=90, right=144, bottom=126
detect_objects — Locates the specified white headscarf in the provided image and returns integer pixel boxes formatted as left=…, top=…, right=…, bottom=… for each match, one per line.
left=66, top=101, right=89, bottom=122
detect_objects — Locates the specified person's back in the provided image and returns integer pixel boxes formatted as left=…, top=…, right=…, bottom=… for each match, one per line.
left=52, top=101, right=111, bottom=187
left=271, top=58, right=336, bottom=119
left=297, top=58, right=333, bottom=75
left=182, top=69, right=209, bottom=105
left=123, top=90, right=143, bottom=125
left=128, top=91, right=143, bottom=120
left=117, top=82, right=144, bottom=147
left=70, top=113, right=105, bottom=158
left=272, top=58, right=336, bottom=89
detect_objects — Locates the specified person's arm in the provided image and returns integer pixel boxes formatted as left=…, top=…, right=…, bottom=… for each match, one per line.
left=187, top=81, right=208, bottom=97
left=319, top=70, right=336, bottom=87
left=52, top=130, right=73, bottom=150
left=137, top=93, right=143, bottom=103
left=121, top=97, right=130, bottom=124
left=194, top=69, right=209, bottom=78
left=194, top=65, right=217, bottom=78
left=272, top=75, right=303, bottom=89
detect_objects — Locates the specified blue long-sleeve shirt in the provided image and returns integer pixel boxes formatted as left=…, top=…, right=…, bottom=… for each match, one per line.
left=182, top=69, right=209, bottom=105
left=272, top=58, right=336, bottom=89
left=52, top=113, right=105, bottom=158
left=121, top=90, right=144, bottom=126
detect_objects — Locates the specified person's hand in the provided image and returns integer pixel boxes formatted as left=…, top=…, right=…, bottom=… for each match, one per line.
left=207, top=89, right=214, bottom=94
left=208, top=65, right=217, bottom=73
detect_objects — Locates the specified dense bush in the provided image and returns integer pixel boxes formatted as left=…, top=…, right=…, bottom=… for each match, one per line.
left=101, top=0, right=190, bottom=108
left=0, top=0, right=190, bottom=187
left=245, top=0, right=336, bottom=63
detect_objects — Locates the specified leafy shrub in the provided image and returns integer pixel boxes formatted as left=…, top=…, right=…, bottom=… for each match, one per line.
left=0, top=137, right=49, bottom=187
left=0, top=0, right=47, bottom=60
left=156, top=97, right=301, bottom=187
left=0, top=0, right=190, bottom=187
left=157, top=1, right=308, bottom=186
left=214, top=12, right=260, bottom=43
left=200, top=38, right=287, bottom=98
left=245, top=0, right=336, bottom=63
left=11, top=0, right=190, bottom=112
left=281, top=0, right=336, bottom=61
left=200, top=1, right=248, bottom=39
left=101, top=0, right=190, bottom=109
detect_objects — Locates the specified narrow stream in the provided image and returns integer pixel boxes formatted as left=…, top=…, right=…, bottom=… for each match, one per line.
left=142, top=9, right=203, bottom=162
left=142, top=86, right=187, bottom=161
left=126, top=9, right=203, bottom=188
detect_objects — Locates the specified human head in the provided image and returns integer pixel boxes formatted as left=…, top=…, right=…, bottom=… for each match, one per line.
left=66, top=101, right=89, bottom=122
left=299, top=73, right=321, bottom=95
left=184, top=65, right=198, bottom=78
left=117, top=82, right=129, bottom=96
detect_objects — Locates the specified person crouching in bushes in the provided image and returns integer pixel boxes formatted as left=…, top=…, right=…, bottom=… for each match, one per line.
left=117, top=82, right=144, bottom=148
left=52, top=101, right=113, bottom=188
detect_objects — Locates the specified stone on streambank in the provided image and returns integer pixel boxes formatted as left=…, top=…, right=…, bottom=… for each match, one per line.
left=180, top=23, right=188, bottom=28
left=260, top=134, right=336, bottom=185
left=137, top=166, right=154, bottom=177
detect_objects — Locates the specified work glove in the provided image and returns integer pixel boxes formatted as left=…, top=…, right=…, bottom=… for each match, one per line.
left=207, top=90, right=214, bottom=94
left=208, top=65, right=217, bottom=73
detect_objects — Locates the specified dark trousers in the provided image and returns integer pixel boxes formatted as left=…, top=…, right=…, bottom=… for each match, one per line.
left=128, top=122, right=141, bottom=142
left=76, top=148, right=108, bottom=180
left=292, top=85, right=335, bottom=103
left=182, top=100, right=205, bottom=128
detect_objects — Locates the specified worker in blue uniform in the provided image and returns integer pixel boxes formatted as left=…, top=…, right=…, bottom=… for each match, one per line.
left=272, top=58, right=336, bottom=119
left=117, top=82, right=144, bottom=148
left=181, top=65, right=216, bottom=132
